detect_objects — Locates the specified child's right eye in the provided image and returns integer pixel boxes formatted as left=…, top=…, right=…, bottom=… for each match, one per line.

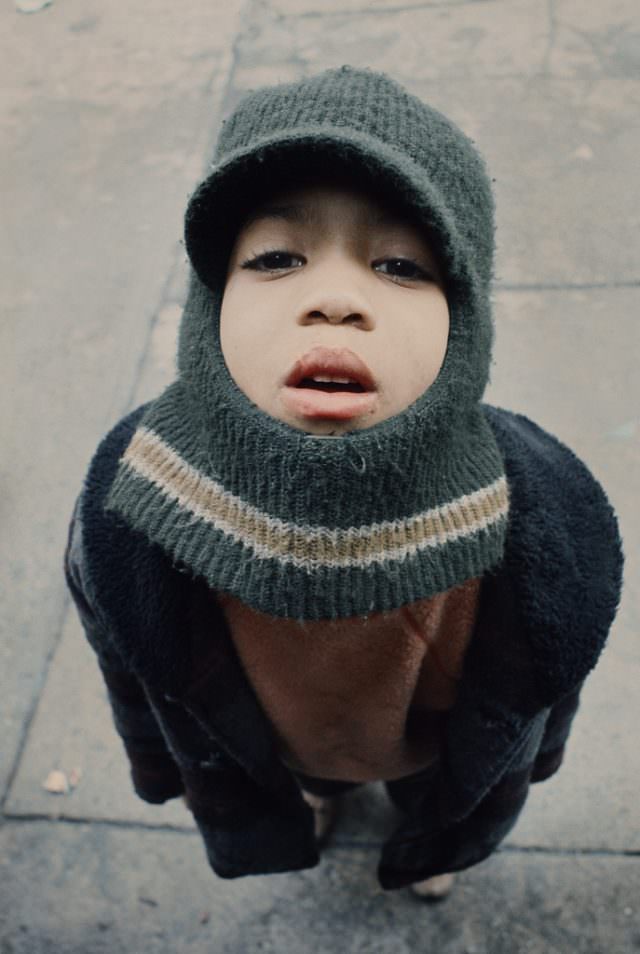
left=241, top=251, right=305, bottom=272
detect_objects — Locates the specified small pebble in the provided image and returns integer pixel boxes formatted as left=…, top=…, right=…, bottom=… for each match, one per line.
left=573, top=143, right=594, bottom=161
left=138, top=896, right=158, bottom=908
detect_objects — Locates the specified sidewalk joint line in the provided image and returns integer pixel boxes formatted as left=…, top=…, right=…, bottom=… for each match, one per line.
left=2, top=814, right=639, bottom=861
left=113, top=0, right=256, bottom=424
left=331, top=839, right=640, bottom=859
left=283, top=0, right=495, bottom=19
left=499, top=842, right=640, bottom=859
left=1, top=812, right=196, bottom=836
left=495, top=280, right=640, bottom=292
left=0, top=596, right=73, bottom=814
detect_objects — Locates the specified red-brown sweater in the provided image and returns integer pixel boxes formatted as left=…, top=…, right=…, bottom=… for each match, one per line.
left=215, top=576, right=482, bottom=782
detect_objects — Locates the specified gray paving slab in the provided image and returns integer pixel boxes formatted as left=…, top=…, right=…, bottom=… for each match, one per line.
left=0, top=821, right=638, bottom=954
left=229, top=0, right=640, bottom=285
left=488, top=289, right=640, bottom=469
left=252, top=0, right=554, bottom=77
left=0, top=0, right=246, bottom=798
left=3, top=0, right=639, bottom=951
left=249, top=0, right=639, bottom=83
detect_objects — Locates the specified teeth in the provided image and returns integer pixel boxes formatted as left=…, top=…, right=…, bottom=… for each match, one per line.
left=311, top=376, right=353, bottom=384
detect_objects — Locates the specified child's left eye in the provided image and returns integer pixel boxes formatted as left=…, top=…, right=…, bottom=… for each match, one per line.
left=241, top=250, right=305, bottom=271
left=374, top=258, right=431, bottom=282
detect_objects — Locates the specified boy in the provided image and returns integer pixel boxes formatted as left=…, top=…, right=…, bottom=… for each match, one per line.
left=64, top=66, right=624, bottom=900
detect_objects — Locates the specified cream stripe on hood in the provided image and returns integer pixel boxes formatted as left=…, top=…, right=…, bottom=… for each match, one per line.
left=120, top=425, right=510, bottom=571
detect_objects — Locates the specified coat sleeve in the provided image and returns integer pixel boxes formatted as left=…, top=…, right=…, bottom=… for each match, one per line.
left=530, top=684, right=581, bottom=782
left=63, top=494, right=184, bottom=804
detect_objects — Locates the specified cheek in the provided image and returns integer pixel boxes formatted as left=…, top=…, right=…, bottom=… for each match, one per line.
left=219, top=289, right=235, bottom=361
left=220, top=281, right=261, bottom=348
left=219, top=284, right=256, bottom=383
left=219, top=282, right=283, bottom=401
left=431, top=298, right=451, bottom=363
left=392, top=295, right=450, bottom=397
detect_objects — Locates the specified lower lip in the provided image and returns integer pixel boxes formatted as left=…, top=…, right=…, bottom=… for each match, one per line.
left=281, top=386, right=378, bottom=421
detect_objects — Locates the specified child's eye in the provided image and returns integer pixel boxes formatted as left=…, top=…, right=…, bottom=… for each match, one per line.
left=374, top=258, right=432, bottom=282
left=241, top=250, right=305, bottom=272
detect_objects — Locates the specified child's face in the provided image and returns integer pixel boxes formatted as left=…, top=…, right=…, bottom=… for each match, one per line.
left=219, top=179, right=450, bottom=436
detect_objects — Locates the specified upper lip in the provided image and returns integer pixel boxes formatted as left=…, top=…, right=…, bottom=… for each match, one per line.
left=284, top=346, right=377, bottom=391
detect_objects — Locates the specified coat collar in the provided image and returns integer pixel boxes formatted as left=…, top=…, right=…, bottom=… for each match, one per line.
left=482, top=405, right=623, bottom=707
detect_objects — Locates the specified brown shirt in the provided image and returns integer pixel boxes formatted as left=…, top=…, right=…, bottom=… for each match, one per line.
left=216, top=576, right=482, bottom=782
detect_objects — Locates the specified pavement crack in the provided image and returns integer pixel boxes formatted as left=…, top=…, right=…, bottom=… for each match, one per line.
left=283, top=0, right=497, bottom=20
left=0, top=596, right=72, bottom=814
left=500, top=843, right=640, bottom=859
left=113, top=0, right=259, bottom=424
left=496, top=280, right=640, bottom=292
left=1, top=812, right=196, bottom=835
left=542, top=0, right=558, bottom=76
left=2, top=814, right=639, bottom=861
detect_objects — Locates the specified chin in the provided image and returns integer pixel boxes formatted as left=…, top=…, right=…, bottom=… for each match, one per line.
left=303, top=419, right=368, bottom=437
left=272, top=401, right=380, bottom=436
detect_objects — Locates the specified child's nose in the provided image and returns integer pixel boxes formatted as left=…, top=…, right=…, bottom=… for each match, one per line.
left=297, top=288, right=375, bottom=330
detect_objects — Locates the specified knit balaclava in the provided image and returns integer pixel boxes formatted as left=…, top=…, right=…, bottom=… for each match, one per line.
left=105, top=65, right=510, bottom=621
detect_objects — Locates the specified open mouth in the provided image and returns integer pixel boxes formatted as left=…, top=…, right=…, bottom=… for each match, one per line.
left=296, top=378, right=367, bottom=393
left=282, top=346, right=378, bottom=421
left=285, top=347, right=377, bottom=392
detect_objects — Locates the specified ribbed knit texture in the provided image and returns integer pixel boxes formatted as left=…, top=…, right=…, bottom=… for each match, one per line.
left=105, top=66, right=510, bottom=621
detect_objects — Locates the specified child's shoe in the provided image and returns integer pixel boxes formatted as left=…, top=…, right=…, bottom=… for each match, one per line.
left=301, top=790, right=340, bottom=846
left=410, top=872, right=455, bottom=901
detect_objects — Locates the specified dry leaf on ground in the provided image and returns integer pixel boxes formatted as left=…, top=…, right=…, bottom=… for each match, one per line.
left=16, top=0, right=53, bottom=13
left=43, top=769, right=69, bottom=794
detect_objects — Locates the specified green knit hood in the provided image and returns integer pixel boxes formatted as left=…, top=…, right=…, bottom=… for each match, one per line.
left=105, top=65, right=510, bottom=621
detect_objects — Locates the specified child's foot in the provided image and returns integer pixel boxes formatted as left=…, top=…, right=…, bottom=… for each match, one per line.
left=410, top=872, right=455, bottom=901
left=301, top=790, right=340, bottom=846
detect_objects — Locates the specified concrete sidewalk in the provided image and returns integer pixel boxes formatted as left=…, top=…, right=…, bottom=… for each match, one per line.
left=2, top=1, right=639, bottom=951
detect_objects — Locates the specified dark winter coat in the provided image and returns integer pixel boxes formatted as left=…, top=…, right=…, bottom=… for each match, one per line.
left=63, top=403, right=624, bottom=890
